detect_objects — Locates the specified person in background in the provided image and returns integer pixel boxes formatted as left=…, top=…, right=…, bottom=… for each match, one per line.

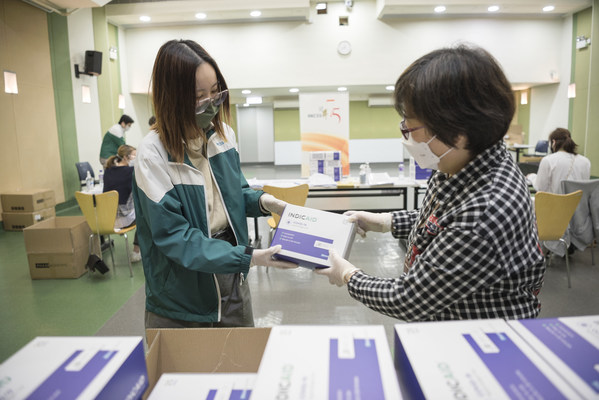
left=132, top=39, right=296, bottom=329
left=103, top=144, right=141, bottom=262
left=99, top=114, right=134, bottom=167
left=316, top=45, right=545, bottom=321
left=148, top=115, right=156, bottom=128
left=532, top=127, right=591, bottom=194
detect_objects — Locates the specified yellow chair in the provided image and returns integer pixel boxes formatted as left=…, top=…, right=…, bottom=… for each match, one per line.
left=262, top=184, right=310, bottom=272
left=75, top=191, right=136, bottom=277
left=535, top=190, right=582, bottom=288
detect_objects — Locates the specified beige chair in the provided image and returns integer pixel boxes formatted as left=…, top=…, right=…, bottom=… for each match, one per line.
left=75, top=191, right=136, bottom=277
left=262, top=184, right=310, bottom=272
left=535, top=190, right=582, bottom=288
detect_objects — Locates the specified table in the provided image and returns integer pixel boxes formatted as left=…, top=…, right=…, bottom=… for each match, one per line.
left=248, top=177, right=419, bottom=247
left=508, top=144, right=534, bottom=162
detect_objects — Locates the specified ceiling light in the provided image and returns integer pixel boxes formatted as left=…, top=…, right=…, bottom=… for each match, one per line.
left=195, top=13, right=207, bottom=19
left=289, top=88, right=299, bottom=93
left=139, top=15, right=151, bottom=22
left=520, top=91, right=528, bottom=105
left=434, top=5, right=446, bottom=13
left=250, top=10, right=262, bottom=17
left=241, top=89, right=252, bottom=95
left=542, top=5, right=555, bottom=12
left=488, top=5, right=499, bottom=12
left=337, top=87, right=347, bottom=92
left=246, top=96, right=262, bottom=104
left=385, top=85, right=394, bottom=91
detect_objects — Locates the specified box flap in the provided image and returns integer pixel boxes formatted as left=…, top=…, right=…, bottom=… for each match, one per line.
left=144, top=328, right=271, bottom=397
left=23, top=216, right=91, bottom=254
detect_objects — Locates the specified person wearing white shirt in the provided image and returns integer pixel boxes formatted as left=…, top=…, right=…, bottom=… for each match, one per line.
left=532, top=128, right=591, bottom=194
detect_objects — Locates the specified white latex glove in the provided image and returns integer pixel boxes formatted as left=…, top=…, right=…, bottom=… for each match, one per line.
left=314, top=249, right=360, bottom=287
left=260, top=193, right=287, bottom=216
left=343, top=211, right=392, bottom=238
left=250, top=245, right=298, bottom=269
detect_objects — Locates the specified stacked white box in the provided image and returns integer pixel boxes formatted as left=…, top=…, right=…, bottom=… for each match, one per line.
left=271, top=204, right=356, bottom=269
left=394, top=319, right=581, bottom=400
left=309, top=151, right=342, bottom=181
left=253, top=325, right=402, bottom=400
left=509, top=315, right=599, bottom=399
left=148, top=373, right=256, bottom=399
left=0, top=336, right=147, bottom=400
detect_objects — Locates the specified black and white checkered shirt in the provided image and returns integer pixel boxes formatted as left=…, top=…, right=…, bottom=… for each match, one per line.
left=348, top=141, right=545, bottom=321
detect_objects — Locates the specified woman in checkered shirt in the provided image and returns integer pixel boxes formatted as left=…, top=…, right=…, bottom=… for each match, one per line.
left=316, top=45, right=545, bottom=321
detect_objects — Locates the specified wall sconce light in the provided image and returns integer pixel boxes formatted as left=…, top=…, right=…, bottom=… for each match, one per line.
left=520, top=91, right=528, bottom=105
left=118, top=94, right=125, bottom=109
left=576, top=35, right=591, bottom=50
left=81, top=85, right=91, bottom=103
left=4, top=70, right=18, bottom=94
left=568, top=83, right=576, bottom=98
left=316, top=2, right=327, bottom=14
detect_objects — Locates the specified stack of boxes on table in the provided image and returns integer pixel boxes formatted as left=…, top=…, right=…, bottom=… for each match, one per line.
left=1, top=188, right=92, bottom=279
left=1, top=315, right=597, bottom=399
left=309, top=150, right=342, bottom=182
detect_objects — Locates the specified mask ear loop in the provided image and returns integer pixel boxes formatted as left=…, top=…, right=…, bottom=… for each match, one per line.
left=425, top=136, right=453, bottom=159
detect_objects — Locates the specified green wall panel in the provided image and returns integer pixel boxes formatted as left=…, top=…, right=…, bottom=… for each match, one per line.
left=47, top=13, right=79, bottom=206
left=274, top=108, right=300, bottom=141
left=349, top=101, right=401, bottom=140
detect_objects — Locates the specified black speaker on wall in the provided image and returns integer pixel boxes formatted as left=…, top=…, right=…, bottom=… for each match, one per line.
left=74, top=50, right=102, bottom=78
left=84, top=51, right=102, bottom=76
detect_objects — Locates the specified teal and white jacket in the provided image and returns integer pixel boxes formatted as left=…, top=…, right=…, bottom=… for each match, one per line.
left=132, top=125, right=265, bottom=323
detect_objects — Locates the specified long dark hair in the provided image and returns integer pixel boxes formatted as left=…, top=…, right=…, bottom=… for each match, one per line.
left=151, top=39, right=230, bottom=163
left=549, top=128, right=578, bottom=155
left=394, top=44, right=515, bottom=155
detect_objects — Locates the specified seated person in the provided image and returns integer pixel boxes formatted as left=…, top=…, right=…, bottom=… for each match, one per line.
left=103, top=145, right=141, bottom=262
left=532, top=127, right=591, bottom=194
left=316, top=45, right=545, bottom=321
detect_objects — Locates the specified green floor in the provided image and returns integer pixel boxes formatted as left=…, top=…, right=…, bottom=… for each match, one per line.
left=0, top=206, right=145, bottom=363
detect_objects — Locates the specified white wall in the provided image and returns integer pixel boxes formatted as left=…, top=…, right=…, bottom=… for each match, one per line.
left=236, top=106, right=275, bottom=163
left=68, top=8, right=104, bottom=174
left=117, top=0, right=573, bottom=163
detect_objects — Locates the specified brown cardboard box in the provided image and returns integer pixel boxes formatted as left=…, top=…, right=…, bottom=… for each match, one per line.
left=144, top=328, right=271, bottom=398
left=1, top=189, right=55, bottom=212
left=2, top=207, right=56, bottom=231
left=23, top=216, right=92, bottom=279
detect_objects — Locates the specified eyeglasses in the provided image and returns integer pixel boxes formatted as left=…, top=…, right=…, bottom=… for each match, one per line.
left=195, top=89, right=228, bottom=114
left=400, top=120, right=424, bottom=140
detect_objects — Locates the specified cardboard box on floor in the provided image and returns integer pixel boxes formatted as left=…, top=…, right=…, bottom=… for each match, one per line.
left=144, top=328, right=271, bottom=399
left=2, top=207, right=55, bottom=231
left=23, top=216, right=91, bottom=279
left=1, top=188, right=55, bottom=212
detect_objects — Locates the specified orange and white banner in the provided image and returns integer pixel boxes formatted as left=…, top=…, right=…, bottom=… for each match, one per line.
left=299, top=93, right=350, bottom=177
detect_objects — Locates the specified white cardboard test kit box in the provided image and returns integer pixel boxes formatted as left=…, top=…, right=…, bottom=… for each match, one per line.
left=147, top=373, right=256, bottom=399
left=394, top=319, right=581, bottom=400
left=270, top=204, right=356, bottom=269
left=508, top=315, right=599, bottom=399
left=0, top=336, right=148, bottom=400
left=252, top=325, right=402, bottom=400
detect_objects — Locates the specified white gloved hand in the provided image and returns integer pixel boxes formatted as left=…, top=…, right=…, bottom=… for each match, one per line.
left=260, top=193, right=288, bottom=216
left=343, top=211, right=392, bottom=238
left=250, top=245, right=298, bottom=269
left=314, top=249, right=360, bottom=287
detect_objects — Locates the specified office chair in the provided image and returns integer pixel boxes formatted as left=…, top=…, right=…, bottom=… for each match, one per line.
left=562, top=179, right=599, bottom=265
left=535, top=190, right=582, bottom=288
left=262, top=184, right=310, bottom=273
left=75, top=162, right=98, bottom=189
left=75, top=191, right=136, bottom=277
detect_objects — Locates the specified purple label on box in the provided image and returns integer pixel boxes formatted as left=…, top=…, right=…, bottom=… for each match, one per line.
left=518, top=318, right=599, bottom=393
left=334, top=152, right=340, bottom=160
left=329, top=339, right=384, bottom=399
left=334, top=168, right=340, bottom=182
left=272, top=228, right=332, bottom=260
left=464, top=333, right=567, bottom=399
left=26, top=350, right=116, bottom=400
left=206, top=389, right=251, bottom=400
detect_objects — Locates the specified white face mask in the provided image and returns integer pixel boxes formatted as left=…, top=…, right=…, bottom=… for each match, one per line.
left=402, top=134, right=452, bottom=170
